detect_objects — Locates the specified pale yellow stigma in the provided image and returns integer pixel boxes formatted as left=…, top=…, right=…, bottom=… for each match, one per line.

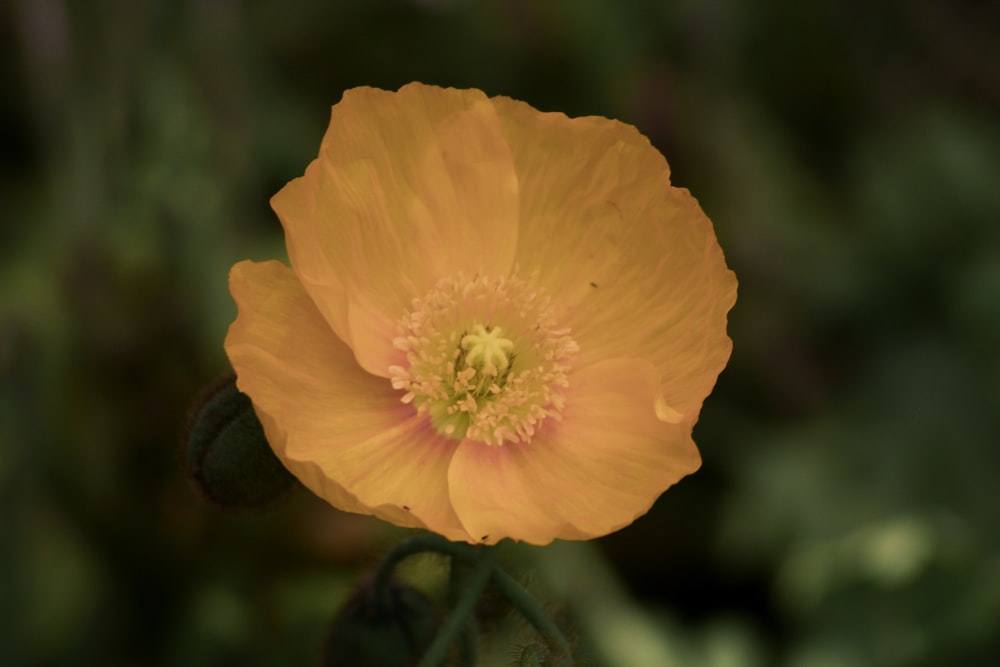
left=461, top=325, right=513, bottom=376
left=389, top=273, right=579, bottom=446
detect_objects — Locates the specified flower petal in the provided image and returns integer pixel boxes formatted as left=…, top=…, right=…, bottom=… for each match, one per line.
left=224, top=259, right=469, bottom=539
left=493, top=96, right=736, bottom=421
left=271, top=160, right=353, bottom=349
left=447, top=358, right=701, bottom=545
left=273, top=83, right=521, bottom=377
left=293, top=415, right=473, bottom=542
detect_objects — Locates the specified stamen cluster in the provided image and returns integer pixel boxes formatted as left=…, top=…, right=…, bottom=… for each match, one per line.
left=389, top=274, right=579, bottom=446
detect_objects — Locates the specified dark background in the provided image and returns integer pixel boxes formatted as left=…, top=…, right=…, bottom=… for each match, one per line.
left=2, top=1, right=999, bottom=665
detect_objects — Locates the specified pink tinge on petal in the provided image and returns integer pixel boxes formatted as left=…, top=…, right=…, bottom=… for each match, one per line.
left=447, top=357, right=701, bottom=545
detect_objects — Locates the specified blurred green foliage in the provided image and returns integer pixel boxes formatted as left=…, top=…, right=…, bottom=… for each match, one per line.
left=2, top=0, right=999, bottom=665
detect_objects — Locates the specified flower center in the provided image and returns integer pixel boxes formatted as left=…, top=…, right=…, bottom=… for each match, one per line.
left=462, top=324, right=514, bottom=376
left=389, top=273, right=579, bottom=446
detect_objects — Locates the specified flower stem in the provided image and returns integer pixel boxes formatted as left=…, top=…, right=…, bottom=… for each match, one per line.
left=417, top=546, right=497, bottom=667
left=449, top=558, right=480, bottom=667
left=372, top=533, right=573, bottom=662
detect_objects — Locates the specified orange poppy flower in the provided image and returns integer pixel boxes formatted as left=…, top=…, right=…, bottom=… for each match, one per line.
left=225, top=83, right=736, bottom=545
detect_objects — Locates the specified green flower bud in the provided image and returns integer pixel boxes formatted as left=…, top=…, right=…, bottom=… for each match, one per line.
left=186, top=374, right=297, bottom=508
left=517, top=642, right=578, bottom=667
left=323, top=577, right=439, bottom=667
left=517, top=643, right=549, bottom=667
